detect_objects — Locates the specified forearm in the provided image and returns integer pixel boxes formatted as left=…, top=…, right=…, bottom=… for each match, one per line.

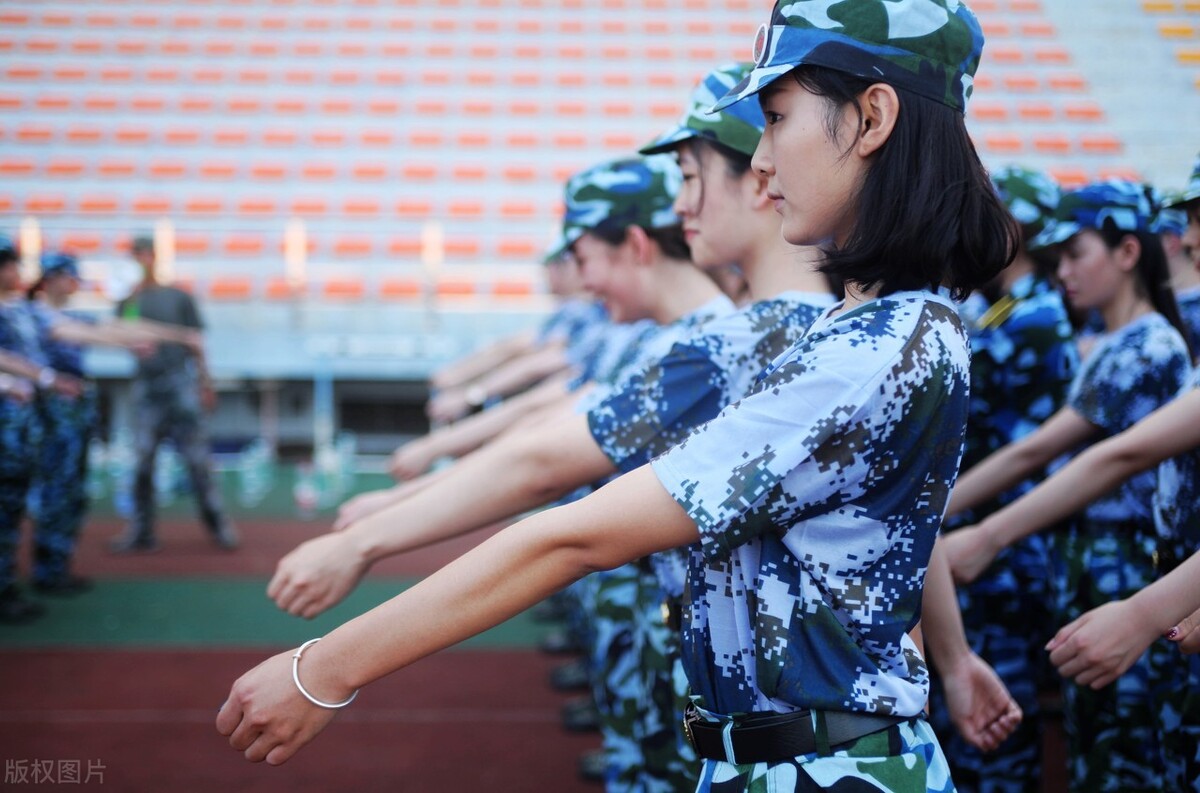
left=922, top=539, right=972, bottom=673
left=431, top=332, right=536, bottom=390
left=349, top=416, right=615, bottom=561
left=979, top=442, right=1147, bottom=550
left=0, top=350, right=45, bottom=381
left=1128, top=551, right=1200, bottom=635
left=306, top=466, right=697, bottom=696
left=472, top=345, right=570, bottom=403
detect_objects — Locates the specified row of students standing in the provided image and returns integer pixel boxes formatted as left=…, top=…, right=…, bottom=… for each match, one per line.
left=222, top=1, right=1034, bottom=789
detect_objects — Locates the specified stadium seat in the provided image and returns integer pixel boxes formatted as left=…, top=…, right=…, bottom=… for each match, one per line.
left=343, top=199, right=381, bottom=217
left=265, top=277, right=304, bottom=301
left=322, top=278, right=367, bottom=301
left=46, top=159, right=85, bottom=177
left=1017, top=102, right=1055, bottom=121
left=237, top=198, right=277, bottom=216
left=149, top=161, right=188, bottom=178
left=132, top=196, right=172, bottom=215
left=60, top=233, right=103, bottom=254
left=445, top=238, right=481, bottom=257
left=26, top=195, right=68, bottom=213
left=175, top=235, right=212, bottom=256
left=1047, top=167, right=1090, bottom=187
left=0, top=158, right=35, bottom=177
left=492, top=278, right=536, bottom=296
left=183, top=197, right=224, bottom=215
left=97, top=160, right=135, bottom=177
left=78, top=195, right=120, bottom=214
left=223, top=235, right=266, bottom=256
left=496, top=240, right=538, bottom=259
left=402, top=164, right=438, bottom=180
left=1080, top=135, right=1123, bottom=154
left=331, top=236, right=375, bottom=257
left=380, top=277, right=423, bottom=299
left=435, top=277, right=477, bottom=297
left=1032, top=134, right=1071, bottom=154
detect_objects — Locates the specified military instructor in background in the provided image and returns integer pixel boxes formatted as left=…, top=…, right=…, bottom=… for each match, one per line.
left=109, top=236, right=237, bottom=553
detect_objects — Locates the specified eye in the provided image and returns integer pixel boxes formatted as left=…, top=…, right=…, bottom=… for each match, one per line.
left=763, top=111, right=783, bottom=126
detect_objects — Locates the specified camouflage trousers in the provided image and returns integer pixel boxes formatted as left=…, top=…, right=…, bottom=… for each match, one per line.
left=1148, top=542, right=1200, bottom=791
left=929, top=533, right=1057, bottom=793
left=0, top=397, right=40, bottom=590
left=28, top=388, right=96, bottom=583
left=587, top=561, right=698, bottom=792
left=692, top=714, right=955, bottom=793
left=1051, top=523, right=1163, bottom=792
left=130, top=382, right=224, bottom=537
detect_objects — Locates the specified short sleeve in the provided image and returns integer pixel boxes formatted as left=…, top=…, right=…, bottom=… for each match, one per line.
left=587, top=341, right=727, bottom=473
left=179, top=290, right=203, bottom=330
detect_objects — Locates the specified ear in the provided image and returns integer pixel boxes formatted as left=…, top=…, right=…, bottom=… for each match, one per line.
left=624, top=225, right=655, bottom=268
left=1113, top=233, right=1142, bottom=272
left=853, top=83, right=900, bottom=158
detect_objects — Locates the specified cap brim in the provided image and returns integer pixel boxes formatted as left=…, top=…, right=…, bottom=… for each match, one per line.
left=710, top=64, right=792, bottom=113
left=1166, top=187, right=1200, bottom=209
left=1029, top=219, right=1080, bottom=251
left=638, top=125, right=693, bottom=156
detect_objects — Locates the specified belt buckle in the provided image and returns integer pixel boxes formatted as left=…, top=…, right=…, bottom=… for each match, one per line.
left=683, top=705, right=701, bottom=749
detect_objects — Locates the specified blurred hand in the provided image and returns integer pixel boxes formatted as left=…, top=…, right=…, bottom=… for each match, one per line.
left=267, top=533, right=370, bottom=619
left=1169, top=605, right=1200, bottom=655
left=50, top=371, right=84, bottom=398
left=0, top=376, right=34, bottom=403
left=425, top=390, right=470, bottom=424
left=1047, top=599, right=1159, bottom=689
left=216, top=648, right=341, bottom=765
left=389, top=439, right=436, bottom=481
left=131, top=340, right=158, bottom=359
left=941, top=526, right=1002, bottom=585
left=333, top=488, right=399, bottom=532
left=940, top=651, right=1023, bottom=753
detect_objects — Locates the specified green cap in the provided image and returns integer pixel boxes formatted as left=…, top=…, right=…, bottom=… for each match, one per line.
left=712, top=0, right=985, bottom=115
left=553, top=156, right=682, bottom=258
left=1030, top=179, right=1157, bottom=250
left=991, top=166, right=1060, bottom=239
left=1166, top=153, right=1200, bottom=209
left=640, top=62, right=764, bottom=158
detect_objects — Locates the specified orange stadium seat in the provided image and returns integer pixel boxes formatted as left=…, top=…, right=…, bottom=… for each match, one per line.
left=198, top=162, right=237, bottom=179
left=343, top=199, right=381, bottom=217
left=115, top=127, right=152, bottom=145
left=353, top=163, right=388, bottom=180
left=26, top=195, right=67, bottom=214
left=97, top=160, right=135, bottom=178
left=1064, top=102, right=1105, bottom=122
left=262, top=129, right=297, bottom=146
left=1098, top=166, right=1143, bottom=182
left=237, top=197, right=278, bottom=216
left=385, top=239, right=423, bottom=258
left=436, top=277, right=477, bottom=297
left=301, top=164, right=337, bottom=180
left=46, top=159, right=85, bottom=178
left=183, top=197, right=224, bottom=215
left=380, top=277, right=424, bottom=300
left=1159, top=23, right=1197, bottom=38
left=0, top=196, right=13, bottom=213
left=1009, top=0, right=1043, bottom=11
left=445, top=239, right=481, bottom=257
left=402, top=164, right=438, bottom=180
left=492, top=277, right=536, bottom=295
left=0, top=158, right=35, bottom=177
left=250, top=163, right=288, bottom=180
left=132, top=196, right=173, bottom=215
left=1047, top=73, right=1088, bottom=91
left=503, top=165, right=537, bottom=182
left=1034, top=47, right=1071, bottom=65
left=130, top=96, right=167, bottom=112
left=458, top=132, right=491, bottom=147
left=448, top=200, right=484, bottom=218
left=984, top=134, right=1024, bottom=154
left=0, top=94, right=22, bottom=110
left=17, top=124, right=53, bottom=143
left=1002, top=74, right=1040, bottom=92
left=331, top=234, right=374, bottom=256
left=1017, top=102, right=1055, bottom=121
left=35, top=95, right=71, bottom=111
left=213, top=128, right=250, bottom=145
left=175, top=235, right=211, bottom=256
left=971, top=102, right=1009, bottom=121
left=164, top=128, right=201, bottom=145
left=71, top=39, right=104, bottom=54
left=1080, top=135, right=1123, bottom=154
left=321, top=277, right=368, bottom=299
left=1032, top=134, right=1071, bottom=154
left=179, top=97, right=214, bottom=112
left=453, top=165, right=487, bottom=181
left=149, top=160, right=188, bottom=178
left=228, top=97, right=263, bottom=113
left=1047, top=167, right=1090, bottom=188
left=496, top=240, right=538, bottom=259
left=1179, top=49, right=1200, bottom=64
left=1142, top=0, right=1175, bottom=10
left=265, top=277, right=304, bottom=301
left=60, top=233, right=103, bottom=254
left=223, top=235, right=266, bottom=256
left=290, top=198, right=329, bottom=217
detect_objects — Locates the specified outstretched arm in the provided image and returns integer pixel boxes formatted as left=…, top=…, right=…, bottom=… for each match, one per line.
left=429, top=329, right=539, bottom=391
left=218, top=465, right=697, bottom=765
left=944, top=389, right=1200, bottom=584
left=945, top=407, right=1098, bottom=519
left=922, top=540, right=1022, bottom=752
left=269, top=411, right=617, bottom=618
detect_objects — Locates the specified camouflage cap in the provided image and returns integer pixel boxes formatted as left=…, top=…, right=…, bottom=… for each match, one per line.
left=40, top=251, right=80, bottom=279
left=553, top=155, right=682, bottom=257
left=0, top=233, right=14, bottom=258
left=712, top=0, right=985, bottom=115
left=1151, top=199, right=1187, bottom=237
left=1030, top=179, right=1157, bottom=250
left=990, top=166, right=1060, bottom=239
left=640, top=62, right=764, bottom=158
left=1165, top=153, right=1200, bottom=209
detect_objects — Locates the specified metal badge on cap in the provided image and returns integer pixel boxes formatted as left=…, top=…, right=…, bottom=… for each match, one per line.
left=753, top=22, right=770, bottom=66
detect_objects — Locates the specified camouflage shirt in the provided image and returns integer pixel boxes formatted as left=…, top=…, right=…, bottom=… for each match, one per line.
left=588, top=293, right=835, bottom=599
left=959, top=274, right=1078, bottom=515
left=28, top=302, right=92, bottom=378
left=1069, top=312, right=1191, bottom=526
left=652, top=290, right=969, bottom=717
left=0, top=297, right=48, bottom=367
left=1154, top=367, right=1200, bottom=549
left=1175, top=286, right=1200, bottom=355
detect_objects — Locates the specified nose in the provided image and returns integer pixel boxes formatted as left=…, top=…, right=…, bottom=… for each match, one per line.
left=750, top=134, right=773, bottom=180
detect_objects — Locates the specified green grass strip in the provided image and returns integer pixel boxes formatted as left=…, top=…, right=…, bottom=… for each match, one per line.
left=0, top=578, right=552, bottom=650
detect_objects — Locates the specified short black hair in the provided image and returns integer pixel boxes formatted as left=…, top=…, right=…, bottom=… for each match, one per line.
left=788, top=66, right=1018, bottom=301
left=586, top=223, right=691, bottom=263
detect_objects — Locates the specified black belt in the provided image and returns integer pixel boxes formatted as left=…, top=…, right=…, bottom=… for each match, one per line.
left=683, top=704, right=907, bottom=764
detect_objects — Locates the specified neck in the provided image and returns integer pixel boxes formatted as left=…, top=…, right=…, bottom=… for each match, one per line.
left=1169, top=255, right=1200, bottom=293
left=1100, top=285, right=1152, bottom=333
left=838, top=282, right=883, bottom=315
left=996, top=253, right=1035, bottom=294
left=649, top=258, right=725, bottom=325
left=740, top=223, right=831, bottom=303
left=45, top=293, right=68, bottom=309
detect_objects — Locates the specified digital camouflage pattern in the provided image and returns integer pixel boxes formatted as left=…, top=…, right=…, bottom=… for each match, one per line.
left=1173, top=288, right=1200, bottom=355
left=1154, top=367, right=1200, bottom=548
left=990, top=166, right=1061, bottom=239
left=1031, top=179, right=1159, bottom=249
left=711, top=0, right=985, bottom=114
left=641, top=62, right=763, bottom=158
left=1068, top=312, right=1191, bottom=526
left=691, top=715, right=954, bottom=793
left=1052, top=525, right=1163, bottom=792
left=553, top=156, right=682, bottom=260
left=653, top=291, right=970, bottom=718
left=0, top=395, right=39, bottom=592
left=1149, top=611, right=1200, bottom=792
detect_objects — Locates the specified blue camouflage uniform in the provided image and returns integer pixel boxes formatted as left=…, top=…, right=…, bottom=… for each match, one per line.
left=651, top=291, right=969, bottom=792
left=0, top=298, right=48, bottom=593
left=586, top=292, right=835, bottom=792
left=1148, top=368, right=1200, bottom=791
left=27, top=301, right=98, bottom=584
left=1053, top=313, right=1190, bottom=792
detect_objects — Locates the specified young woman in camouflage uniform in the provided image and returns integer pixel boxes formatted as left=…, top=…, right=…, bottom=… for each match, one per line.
left=220, top=2, right=1017, bottom=789
left=943, top=180, right=1194, bottom=792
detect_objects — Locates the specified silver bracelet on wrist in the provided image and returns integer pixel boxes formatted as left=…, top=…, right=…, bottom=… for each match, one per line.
left=291, top=638, right=359, bottom=709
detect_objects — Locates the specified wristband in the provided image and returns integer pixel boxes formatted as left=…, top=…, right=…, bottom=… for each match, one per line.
left=291, top=638, right=359, bottom=709
left=465, top=385, right=488, bottom=407
left=36, top=368, right=56, bottom=390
